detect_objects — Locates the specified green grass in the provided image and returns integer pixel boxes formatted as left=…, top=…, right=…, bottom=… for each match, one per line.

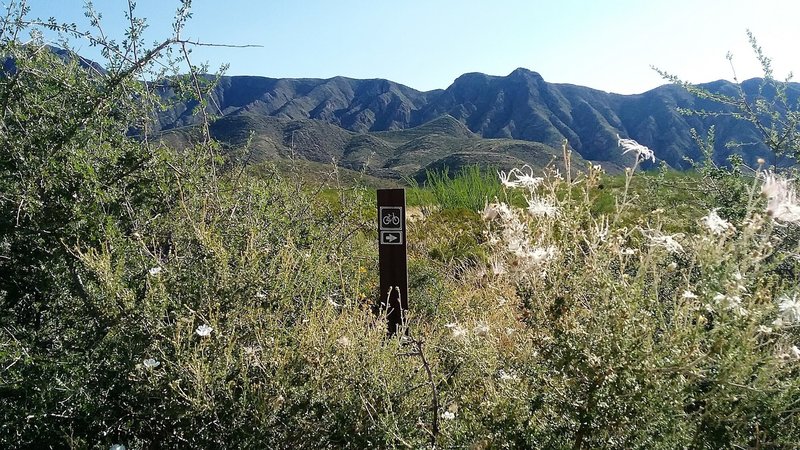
left=406, top=165, right=504, bottom=211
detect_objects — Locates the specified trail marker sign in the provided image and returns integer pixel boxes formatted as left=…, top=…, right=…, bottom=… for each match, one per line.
left=377, top=189, right=408, bottom=335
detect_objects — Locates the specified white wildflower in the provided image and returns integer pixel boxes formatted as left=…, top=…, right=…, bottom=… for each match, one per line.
left=617, top=134, right=655, bottom=163
left=778, top=293, right=800, bottom=324
left=762, top=171, right=800, bottom=224
left=441, top=411, right=456, bottom=420
left=498, top=169, right=519, bottom=188
left=445, top=323, right=467, bottom=339
left=728, top=296, right=744, bottom=312
left=506, top=236, right=525, bottom=254
left=243, top=345, right=260, bottom=356
left=509, top=244, right=557, bottom=271
left=482, top=201, right=512, bottom=221
left=777, top=345, right=800, bottom=361
left=526, top=196, right=559, bottom=217
left=255, top=292, right=267, bottom=299
left=498, top=165, right=543, bottom=190
left=620, top=247, right=636, bottom=256
left=647, top=233, right=684, bottom=253
left=482, top=201, right=514, bottom=222
left=714, top=293, right=747, bottom=316
left=148, top=266, right=162, bottom=276
left=195, top=324, right=213, bottom=337
left=142, top=358, right=160, bottom=369
left=701, top=209, right=734, bottom=235
left=327, top=297, right=342, bottom=308
left=336, top=336, right=351, bottom=347
left=514, top=173, right=544, bottom=191
left=682, top=290, right=698, bottom=299
left=757, top=325, right=773, bottom=335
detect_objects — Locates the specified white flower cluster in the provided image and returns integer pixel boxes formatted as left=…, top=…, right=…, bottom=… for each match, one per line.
left=713, top=292, right=747, bottom=316
left=482, top=201, right=514, bottom=222
left=774, top=293, right=800, bottom=327
left=701, top=209, right=734, bottom=235
left=445, top=322, right=468, bottom=338
left=526, top=196, right=559, bottom=218
left=617, top=134, right=655, bottom=163
left=762, top=171, right=800, bottom=224
left=483, top=165, right=560, bottom=280
left=445, top=322, right=490, bottom=339
left=646, top=232, right=684, bottom=254
left=195, top=324, right=213, bottom=337
left=498, top=165, right=544, bottom=191
left=143, top=358, right=160, bottom=369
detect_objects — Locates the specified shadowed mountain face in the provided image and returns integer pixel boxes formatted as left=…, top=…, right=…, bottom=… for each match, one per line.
left=156, top=76, right=439, bottom=134
left=156, top=68, right=800, bottom=171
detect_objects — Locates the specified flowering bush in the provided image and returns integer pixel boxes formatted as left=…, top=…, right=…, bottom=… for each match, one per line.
left=470, top=143, right=800, bottom=448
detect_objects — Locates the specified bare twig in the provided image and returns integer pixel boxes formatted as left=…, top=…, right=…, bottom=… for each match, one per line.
left=405, top=335, right=440, bottom=448
left=173, top=39, right=262, bottom=49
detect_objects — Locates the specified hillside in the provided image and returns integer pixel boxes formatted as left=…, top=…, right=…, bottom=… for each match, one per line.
left=155, top=68, right=800, bottom=171
left=159, top=113, right=587, bottom=180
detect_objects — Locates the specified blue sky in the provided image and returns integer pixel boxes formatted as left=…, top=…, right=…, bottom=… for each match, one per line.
left=17, top=0, right=800, bottom=94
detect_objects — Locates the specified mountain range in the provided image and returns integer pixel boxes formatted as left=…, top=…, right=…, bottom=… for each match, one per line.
left=154, top=67, right=799, bottom=179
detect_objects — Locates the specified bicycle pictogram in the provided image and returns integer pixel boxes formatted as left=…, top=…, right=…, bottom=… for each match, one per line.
left=379, top=206, right=403, bottom=231
left=382, top=213, right=400, bottom=226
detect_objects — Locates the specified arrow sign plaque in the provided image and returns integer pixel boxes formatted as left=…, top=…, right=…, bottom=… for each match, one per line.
left=380, top=231, right=402, bottom=245
left=377, top=189, right=408, bottom=335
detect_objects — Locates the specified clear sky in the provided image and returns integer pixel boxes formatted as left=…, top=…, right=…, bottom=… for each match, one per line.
left=15, top=0, right=800, bottom=94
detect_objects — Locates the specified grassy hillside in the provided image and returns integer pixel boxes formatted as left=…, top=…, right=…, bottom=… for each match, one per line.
left=158, top=112, right=591, bottom=180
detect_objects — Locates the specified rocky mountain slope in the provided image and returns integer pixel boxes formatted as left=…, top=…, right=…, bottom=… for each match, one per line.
left=155, top=68, right=800, bottom=171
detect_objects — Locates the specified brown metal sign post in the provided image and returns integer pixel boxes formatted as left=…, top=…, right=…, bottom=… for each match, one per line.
left=377, top=188, right=408, bottom=335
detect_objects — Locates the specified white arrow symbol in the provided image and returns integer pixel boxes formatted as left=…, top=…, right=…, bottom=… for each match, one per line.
left=385, top=233, right=398, bottom=243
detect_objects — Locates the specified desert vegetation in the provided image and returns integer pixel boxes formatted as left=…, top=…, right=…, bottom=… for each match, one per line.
left=1, top=2, right=800, bottom=449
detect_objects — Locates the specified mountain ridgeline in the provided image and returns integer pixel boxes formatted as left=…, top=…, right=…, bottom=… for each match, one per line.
left=155, top=68, right=800, bottom=178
